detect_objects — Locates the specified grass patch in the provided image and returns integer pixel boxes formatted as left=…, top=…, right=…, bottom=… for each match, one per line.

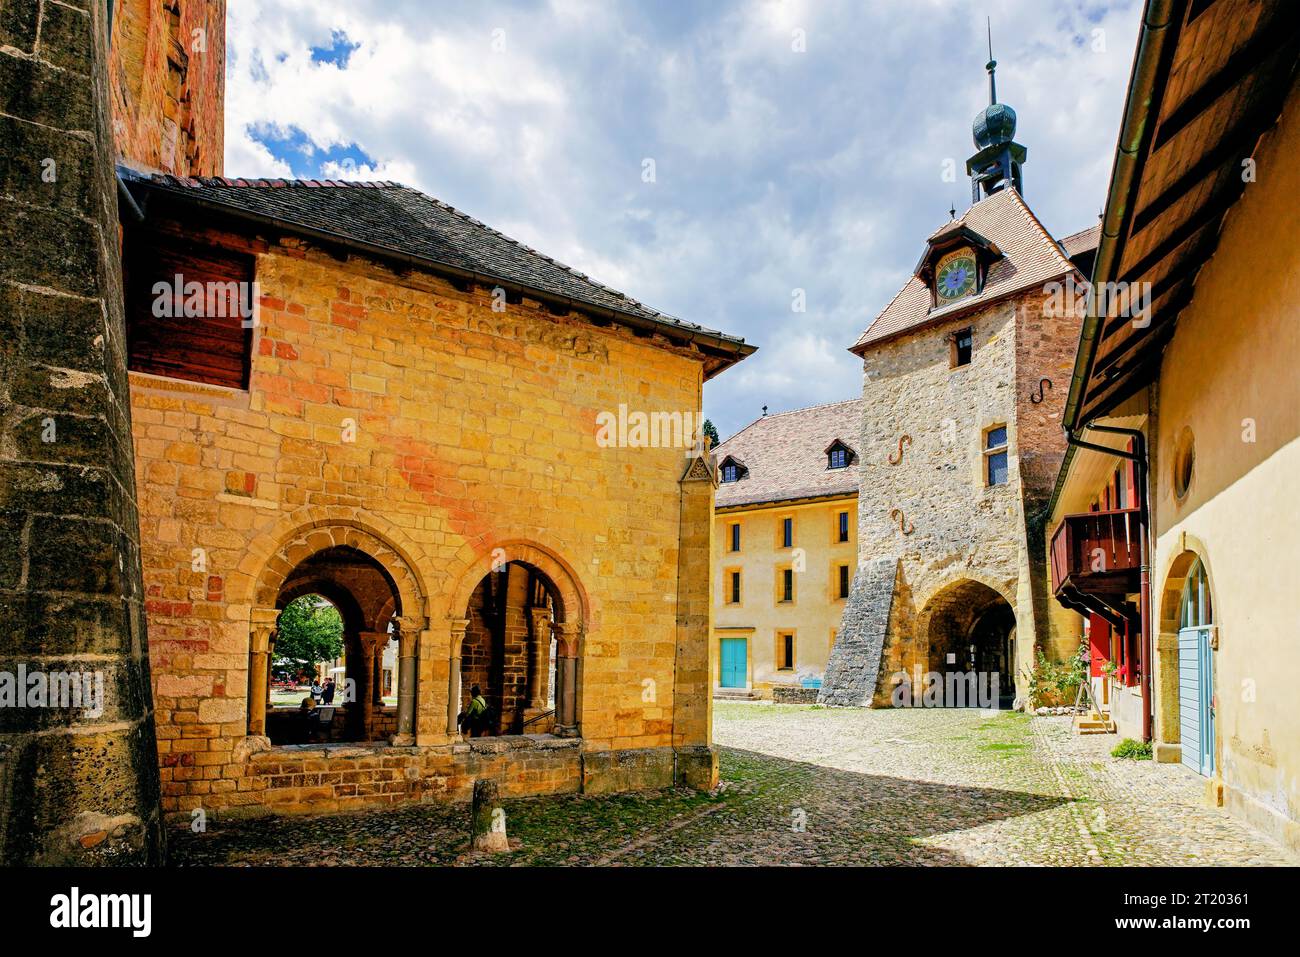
left=1111, top=738, right=1153, bottom=760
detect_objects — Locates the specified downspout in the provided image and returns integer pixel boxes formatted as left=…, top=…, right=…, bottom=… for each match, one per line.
left=1063, top=423, right=1153, bottom=742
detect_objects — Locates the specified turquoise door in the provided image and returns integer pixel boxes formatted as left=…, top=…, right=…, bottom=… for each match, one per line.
left=1178, top=560, right=1214, bottom=777
left=720, top=637, right=747, bottom=689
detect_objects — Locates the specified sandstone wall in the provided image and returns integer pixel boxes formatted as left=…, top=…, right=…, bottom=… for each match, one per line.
left=128, top=213, right=713, bottom=817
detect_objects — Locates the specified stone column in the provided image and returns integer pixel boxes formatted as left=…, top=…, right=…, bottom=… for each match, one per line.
left=552, top=621, right=579, bottom=736
left=447, top=618, right=469, bottom=734
left=392, top=618, right=420, bottom=745
left=0, top=0, right=166, bottom=865
left=247, top=623, right=275, bottom=736
left=356, top=631, right=389, bottom=741
left=527, top=607, right=550, bottom=710
left=673, top=453, right=719, bottom=790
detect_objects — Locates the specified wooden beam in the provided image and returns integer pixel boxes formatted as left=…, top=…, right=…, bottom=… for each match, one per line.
left=1152, top=16, right=1300, bottom=151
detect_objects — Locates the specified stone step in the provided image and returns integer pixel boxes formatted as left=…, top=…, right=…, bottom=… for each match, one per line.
left=713, top=688, right=761, bottom=701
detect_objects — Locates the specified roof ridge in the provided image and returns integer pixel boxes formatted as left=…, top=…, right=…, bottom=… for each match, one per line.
left=392, top=183, right=696, bottom=329
left=716, top=396, right=862, bottom=448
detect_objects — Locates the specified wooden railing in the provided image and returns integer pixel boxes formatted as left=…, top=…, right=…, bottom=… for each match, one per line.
left=1050, top=507, right=1141, bottom=593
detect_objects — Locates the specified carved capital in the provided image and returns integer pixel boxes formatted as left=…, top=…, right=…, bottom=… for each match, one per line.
left=250, top=624, right=275, bottom=655
left=357, top=630, right=390, bottom=656
left=448, top=617, right=471, bottom=657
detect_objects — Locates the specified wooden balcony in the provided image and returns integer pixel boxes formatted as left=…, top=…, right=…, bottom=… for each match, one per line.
left=1050, top=507, right=1142, bottom=611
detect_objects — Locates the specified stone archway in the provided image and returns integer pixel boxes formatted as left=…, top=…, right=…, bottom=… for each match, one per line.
left=915, top=576, right=1018, bottom=707
left=444, top=540, right=589, bottom=738
left=1155, top=540, right=1219, bottom=765
left=245, top=521, right=430, bottom=746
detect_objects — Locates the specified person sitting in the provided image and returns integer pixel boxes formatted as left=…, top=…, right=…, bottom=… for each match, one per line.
left=297, top=695, right=319, bottom=744
left=457, top=685, right=493, bottom=738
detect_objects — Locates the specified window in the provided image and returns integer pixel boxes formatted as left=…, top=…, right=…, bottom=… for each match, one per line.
left=729, top=522, right=741, bottom=552
left=125, top=234, right=255, bottom=389
left=728, top=570, right=741, bottom=604
left=951, top=327, right=973, bottom=368
left=780, top=568, right=794, bottom=603
left=984, top=425, right=1009, bottom=486
left=826, top=440, right=854, bottom=469
left=837, top=511, right=850, bottom=543
left=837, top=564, right=850, bottom=599
left=781, top=517, right=793, bottom=548
left=777, top=633, right=795, bottom=671
left=721, top=463, right=738, bottom=483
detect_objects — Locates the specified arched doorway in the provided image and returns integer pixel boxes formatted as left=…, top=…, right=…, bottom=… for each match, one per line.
left=920, top=578, right=1017, bottom=708
left=1176, top=558, right=1215, bottom=776
left=261, top=546, right=402, bottom=744
left=246, top=522, right=428, bottom=748
left=459, top=560, right=572, bottom=736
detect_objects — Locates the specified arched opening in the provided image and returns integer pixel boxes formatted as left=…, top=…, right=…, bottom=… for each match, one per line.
left=921, top=578, right=1017, bottom=708
left=459, top=560, right=573, bottom=736
left=264, top=545, right=404, bottom=745
left=1159, top=552, right=1216, bottom=776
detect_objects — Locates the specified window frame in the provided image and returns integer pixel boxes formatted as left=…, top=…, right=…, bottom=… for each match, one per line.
left=950, top=327, right=974, bottom=368
left=728, top=522, right=741, bottom=553
left=983, top=424, right=1010, bottom=487
left=776, top=631, right=796, bottom=672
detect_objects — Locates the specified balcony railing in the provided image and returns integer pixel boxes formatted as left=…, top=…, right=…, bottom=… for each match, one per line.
left=1050, top=506, right=1142, bottom=596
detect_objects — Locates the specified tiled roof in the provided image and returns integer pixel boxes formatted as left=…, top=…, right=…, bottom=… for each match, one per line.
left=852, top=188, right=1078, bottom=353
left=714, top=398, right=863, bottom=508
left=1060, top=224, right=1101, bottom=259
left=121, top=171, right=754, bottom=373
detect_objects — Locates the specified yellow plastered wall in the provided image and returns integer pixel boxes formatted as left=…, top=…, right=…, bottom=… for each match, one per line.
left=712, top=496, right=857, bottom=693
left=1150, top=81, right=1300, bottom=852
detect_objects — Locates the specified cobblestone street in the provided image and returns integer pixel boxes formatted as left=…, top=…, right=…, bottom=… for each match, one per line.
left=173, top=705, right=1296, bottom=866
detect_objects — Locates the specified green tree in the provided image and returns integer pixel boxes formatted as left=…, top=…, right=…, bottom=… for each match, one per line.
left=701, top=419, right=720, bottom=449
left=274, top=595, right=344, bottom=676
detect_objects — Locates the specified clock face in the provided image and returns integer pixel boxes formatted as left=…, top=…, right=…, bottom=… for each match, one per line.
left=936, top=249, right=977, bottom=304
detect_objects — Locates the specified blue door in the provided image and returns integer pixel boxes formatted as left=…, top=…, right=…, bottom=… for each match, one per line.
left=1178, top=560, right=1214, bottom=777
left=720, top=637, right=747, bottom=689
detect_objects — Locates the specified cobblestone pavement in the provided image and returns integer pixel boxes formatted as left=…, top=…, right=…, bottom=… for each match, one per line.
left=172, top=705, right=1296, bottom=866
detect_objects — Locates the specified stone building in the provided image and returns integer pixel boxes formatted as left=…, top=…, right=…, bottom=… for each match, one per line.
left=820, top=62, right=1097, bottom=709
left=710, top=399, right=862, bottom=698
left=4, top=0, right=756, bottom=842
left=1046, top=0, right=1300, bottom=852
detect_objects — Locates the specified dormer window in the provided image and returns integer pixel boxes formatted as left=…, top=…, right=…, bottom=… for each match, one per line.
left=915, top=225, right=1001, bottom=312
left=718, top=455, right=747, bottom=483
left=825, top=440, right=855, bottom=470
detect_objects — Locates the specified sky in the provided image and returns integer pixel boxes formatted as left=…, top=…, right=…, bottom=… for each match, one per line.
left=224, top=0, right=1142, bottom=441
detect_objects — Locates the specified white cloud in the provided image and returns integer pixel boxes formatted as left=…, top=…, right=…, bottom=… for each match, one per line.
left=223, top=0, right=1144, bottom=438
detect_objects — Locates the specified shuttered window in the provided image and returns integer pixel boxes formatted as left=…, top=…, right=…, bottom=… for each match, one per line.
left=125, top=234, right=255, bottom=389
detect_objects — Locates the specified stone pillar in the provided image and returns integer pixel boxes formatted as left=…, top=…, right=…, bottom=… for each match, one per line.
left=392, top=618, right=420, bottom=745
left=527, top=606, right=550, bottom=710
left=247, top=623, right=275, bottom=736
left=673, top=453, right=719, bottom=790
left=356, top=631, right=388, bottom=741
left=447, top=618, right=469, bottom=735
left=0, top=0, right=166, bottom=865
left=552, top=621, right=579, bottom=736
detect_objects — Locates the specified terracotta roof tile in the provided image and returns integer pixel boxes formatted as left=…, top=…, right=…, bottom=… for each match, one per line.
left=852, top=188, right=1077, bottom=352
left=714, top=398, right=863, bottom=508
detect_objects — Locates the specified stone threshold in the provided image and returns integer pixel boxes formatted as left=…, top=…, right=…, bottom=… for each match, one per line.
left=257, top=733, right=581, bottom=761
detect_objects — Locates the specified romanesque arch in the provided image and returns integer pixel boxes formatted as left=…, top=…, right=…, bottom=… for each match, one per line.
left=443, top=540, right=590, bottom=738
left=240, top=514, right=432, bottom=747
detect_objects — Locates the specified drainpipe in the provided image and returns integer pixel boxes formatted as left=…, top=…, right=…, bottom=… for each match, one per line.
left=1063, top=423, right=1153, bottom=742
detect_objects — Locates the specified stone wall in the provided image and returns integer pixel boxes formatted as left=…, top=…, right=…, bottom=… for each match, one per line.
left=109, top=0, right=226, bottom=176
left=829, top=283, right=1079, bottom=706
left=0, top=0, right=164, bottom=863
left=126, top=207, right=717, bottom=818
